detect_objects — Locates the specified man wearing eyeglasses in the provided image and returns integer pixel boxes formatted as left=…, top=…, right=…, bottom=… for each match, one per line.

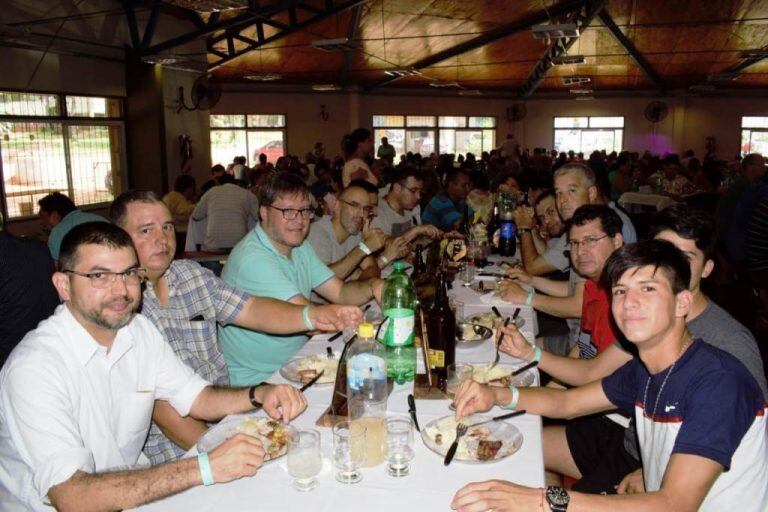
left=0, top=222, right=308, bottom=511
left=219, top=172, right=385, bottom=386
left=373, top=167, right=442, bottom=242
left=307, top=183, right=406, bottom=280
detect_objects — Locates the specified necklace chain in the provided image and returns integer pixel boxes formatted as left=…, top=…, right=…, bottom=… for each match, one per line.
left=642, top=336, right=692, bottom=420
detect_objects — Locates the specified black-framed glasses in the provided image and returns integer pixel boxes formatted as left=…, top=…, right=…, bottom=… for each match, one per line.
left=338, top=198, right=375, bottom=215
left=567, top=234, right=609, bottom=251
left=267, top=205, right=315, bottom=220
left=64, top=268, right=147, bottom=288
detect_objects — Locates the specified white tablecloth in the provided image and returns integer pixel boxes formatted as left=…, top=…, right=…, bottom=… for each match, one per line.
left=132, top=323, right=544, bottom=512
left=618, top=191, right=675, bottom=212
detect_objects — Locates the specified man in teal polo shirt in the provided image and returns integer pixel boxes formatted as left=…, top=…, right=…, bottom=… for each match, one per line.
left=38, top=192, right=108, bottom=260
left=219, top=172, right=384, bottom=385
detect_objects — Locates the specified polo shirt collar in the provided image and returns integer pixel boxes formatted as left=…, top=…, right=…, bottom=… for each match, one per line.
left=60, top=304, right=135, bottom=366
left=254, top=223, right=292, bottom=260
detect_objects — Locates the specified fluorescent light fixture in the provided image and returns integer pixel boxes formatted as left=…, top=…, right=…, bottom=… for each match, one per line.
left=142, top=55, right=179, bottom=65
left=458, top=89, right=483, bottom=96
left=311, top=84, right=341, bottom=91
left=311, top=38, right=360, bottom=52
left=429, top=81, right=460, bottom=88
left=244, top=73, right=282, bottom=81
left=532, top=23, right=579, bottom=39
left=569, top=88, right=593, bottom=94
left=383, top=68, right=421, bottom=78
left=562, top=76, right=591, bottom=85
left=552, top=54, right=586, bottom=65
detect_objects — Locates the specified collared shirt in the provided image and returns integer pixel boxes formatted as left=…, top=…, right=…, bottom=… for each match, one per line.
left=219, top=224, right=335, bottom=386
left=577, top=279, right=618, bottom=359
left=422, top=193, right=472, bottom=232
left=47, top=210, right=108, bottom=260
left=140, top=259, right=249, bottom=465
left=0, top=305, right=209, bottom=511
left=192, top=183, right=259, bottom=251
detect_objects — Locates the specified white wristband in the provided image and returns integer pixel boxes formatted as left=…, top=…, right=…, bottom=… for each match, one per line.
left=358, top=242, right=372, bottom=255
left=501, top=386, right=520, bottom=410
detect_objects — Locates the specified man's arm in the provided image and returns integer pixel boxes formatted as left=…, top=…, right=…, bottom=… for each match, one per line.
left=152, top=400, right=208, bottom=451
left=233, top=296, right=362, bottom=333
left=189, top=383, right=306, bottom=423
left=501, top=279, right=584, bottom=318
left=514, top=207, right=558, bottom=276
left=326, top=246, right=370, bottom=279
left=315, top=276, right=382, bottom=306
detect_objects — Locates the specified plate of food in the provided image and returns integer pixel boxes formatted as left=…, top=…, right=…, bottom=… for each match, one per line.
left=421, top=414, right=523, bottom=464
left=463, top=312, right=525, bottom=331
left=469, top=280, right=498, bottom=296
left=468, top=362, right=536, bottom=388
left=456, top=322, right=494, bottom=348
left=279, top=353, right=339, bottom=385
left=197, top=414, right=294, bottom=461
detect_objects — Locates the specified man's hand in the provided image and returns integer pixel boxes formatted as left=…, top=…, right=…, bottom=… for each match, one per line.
left=453, top=380, right=500, bottom=420
left=512, top=206, right=535, bottom=229
left=506, top=267, right=533, bottom=285
left=617, top=468, right=645, bottom=494
left=309, top=304, right=363, bottom=331
left=208, top=433, right=266, bottom=483
left=362, top=217, right=388, bottom=252
left=252, top=384, right=307, bottom=423
left=412, top=224, right=442, bottom=241
left=499, top=280, right=529, bottom=303
left=497, top=321, right=536, bottom=361
left=451, top=480, right=544, bottom=512
left=381, top=235, right=410, bottom=262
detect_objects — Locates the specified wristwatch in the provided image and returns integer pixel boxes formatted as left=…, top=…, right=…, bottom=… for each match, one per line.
left=248, top=382, right=270, bottom=408
left=546, top=486, right=570, bottom=511
left=517, top=227, right=532, bottom=237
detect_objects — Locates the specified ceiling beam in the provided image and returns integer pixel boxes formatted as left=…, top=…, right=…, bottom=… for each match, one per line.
left=340, top=3, right=364, bottom=87
left=140, top=0, right=162, bottom=50
left=598, top=9, right=662, bottom=89
left=206, top=0, right=366, bottom=71
left=365, top=0, right=585, bottom=90
left=519, top=0, right=606, bottom=97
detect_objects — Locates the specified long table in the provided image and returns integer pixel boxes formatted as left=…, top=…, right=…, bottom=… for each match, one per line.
left=133, top=278, right=543, bottom=512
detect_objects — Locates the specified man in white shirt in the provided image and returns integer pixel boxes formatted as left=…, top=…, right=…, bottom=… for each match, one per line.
left=0, top=222, right=306, bottom=512
left=372, top=167, right=442, bottom=242
left=191, top=174, right=259, bottom=251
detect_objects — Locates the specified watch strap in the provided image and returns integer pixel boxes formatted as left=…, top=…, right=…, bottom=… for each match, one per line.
left=248, top=383, right=269, bottom=409
left=546, top=486, right=570, bottom=511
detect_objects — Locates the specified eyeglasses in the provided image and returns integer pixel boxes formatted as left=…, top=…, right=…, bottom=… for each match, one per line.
left=338, top=198, right=375, bottom=215
left=397, top=182, right=423, bottom=195
left=268, top=205, right=315, bottom=220
left=64, top=268, right=147, bottom=289
left=567, top=234, right=609, bottom=251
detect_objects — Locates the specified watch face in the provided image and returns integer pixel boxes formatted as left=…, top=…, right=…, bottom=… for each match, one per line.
left=546, top=486, right=570, bottom=506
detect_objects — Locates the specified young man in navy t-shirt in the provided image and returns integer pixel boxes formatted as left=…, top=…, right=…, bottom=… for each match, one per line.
left=451, top=240, right=767, bottom=512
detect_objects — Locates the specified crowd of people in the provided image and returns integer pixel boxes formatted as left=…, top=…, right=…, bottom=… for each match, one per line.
left=0, top=126, right=766, bottom=511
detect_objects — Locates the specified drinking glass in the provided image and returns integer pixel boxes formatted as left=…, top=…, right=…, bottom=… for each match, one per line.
left=459, top=262, right=475, bottom=286
left=287, top=429, right=322, bottom=491
left=446, top=363, right=474, bottom=400
left=386, top=417, right=415, bottom=477
left=349, top=399, right=387, bottom=468
left=333, top=420, right=364, bottom=484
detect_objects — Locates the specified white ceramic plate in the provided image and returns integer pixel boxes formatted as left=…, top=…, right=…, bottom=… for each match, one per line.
left=197, top=413, right=295, bottom=462
left=421, top=414, right=523, bottom=464
left=278, top=353, right=340, bottom=385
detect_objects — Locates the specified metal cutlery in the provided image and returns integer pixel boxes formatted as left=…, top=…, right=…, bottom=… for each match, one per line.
left=512, top=360, right=538, bottom=376
left=299, top=370, right=325, bottom=392
left=407, top=394, right=421, bottom=432
left=463, top=410, right=526, bottom=429
left=443, top=422, right=468, bottom=466
left=489, top=316, right=511, bottom=371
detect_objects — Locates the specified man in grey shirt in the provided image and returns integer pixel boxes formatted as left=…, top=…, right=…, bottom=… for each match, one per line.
left=191, top=174, right=259, bottom=251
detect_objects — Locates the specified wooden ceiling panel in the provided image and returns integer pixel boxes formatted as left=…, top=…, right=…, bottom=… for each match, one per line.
left=421, top=62, right=536, bottom=82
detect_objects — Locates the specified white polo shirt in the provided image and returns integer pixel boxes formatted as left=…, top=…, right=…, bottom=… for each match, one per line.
left=0, top=305, right=209, bottom=511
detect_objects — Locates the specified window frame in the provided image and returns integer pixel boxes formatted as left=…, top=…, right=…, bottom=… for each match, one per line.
left=209, top=113, right=288, bottom=167
left=373, top=114, right=496, bottom=157
left=740, top=116, right=768, bottom=157
left=0, top=90, right=127, bottom=222
left=552, top=115, right=624, bottom=154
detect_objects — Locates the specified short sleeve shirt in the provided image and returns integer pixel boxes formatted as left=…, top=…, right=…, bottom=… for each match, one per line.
left=218, top=224, right=335, bottom=385
left=422, top=193, right=471, bottom=232
left=371, top=197, right=420, bottom=237
left=576, top=279, right=619, bottom=359
left=306, top=215, right=361, bottom=264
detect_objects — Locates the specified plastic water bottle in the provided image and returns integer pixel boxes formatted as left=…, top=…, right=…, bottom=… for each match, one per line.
left=347, top=323, right=388, bottom=407
left=378, top=261, right=417, bottom=384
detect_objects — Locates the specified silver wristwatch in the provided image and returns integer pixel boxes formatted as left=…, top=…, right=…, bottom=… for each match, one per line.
left=546, top=486, right=570, bottom=511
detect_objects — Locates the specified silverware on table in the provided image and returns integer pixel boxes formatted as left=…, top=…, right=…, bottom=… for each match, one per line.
left=463, top=410, right=527, bottom=429
left=299, top=370, right=325, bottom=392
left=443, top=423, right=468, bottom=466
left=328, top=331, right=343, bottom=342
left=326, top=346, right=334, bottom=359
left=491, top=306, right=502, bottom=319
left=407, top=394, right=421, bottom=432
left=512, top=360, right=538, bottom=376
left=489, top=316, right=511, bottom=371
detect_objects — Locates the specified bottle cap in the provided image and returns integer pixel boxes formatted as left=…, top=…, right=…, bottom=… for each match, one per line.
left=358, top=322, right=375, bottom=338
left=393, top=261, right=405, bottom=271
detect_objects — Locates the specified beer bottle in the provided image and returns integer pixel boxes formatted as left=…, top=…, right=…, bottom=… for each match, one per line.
left=426, top=272, right=456, bottom=388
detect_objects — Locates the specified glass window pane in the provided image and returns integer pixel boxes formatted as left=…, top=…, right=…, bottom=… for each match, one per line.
left=482, top=129, right=495, bottom=153
left=65, top=96, right=121, bottom=118
left=454, top=130, right=483, bottom=156
left=469, top=116, right=495, bottom=128
left=406, top=116, right=436, bottom=127
left=580, top=130, right=617, bottom=154
left=373, top=115, right=404, bottom=127
left=248, top=130, right=284, bottom=166
left=439, top=116, right=466, bottom=128
left=1, top=121, right=68, bottom=218
left=247, top=114, right=285, bottom=128
left=742, top=117, right=768, bottom=129
left=440, top=129, right=456, bottom=155
left=0, top=92, right=59, bottom=116
left=554, top=129, right=581, bottom=152
left=747, top=130, right=768, bottom=157
left=589, top=116, right=624, bottom=128
left=374, top=129, right=405, bottom=158
left=554, top=117, right=588, bottom=128
left=210, top=115, right=245, bottom=128
left=614, top=129, right=624, bottom=152
left=67, top=125, right=121, bottom=207
left=210, top=129, right=247, bottom=167
left=405, top=130, right=435, bottom=155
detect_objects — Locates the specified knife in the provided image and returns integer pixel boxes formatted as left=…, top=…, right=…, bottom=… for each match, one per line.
left=407, top=394, right=421, bottom=432
left=491, top=306, right=502, bottom=319
left=328, top=331, right=343, bottom=342
left=299, top=370, right=325, bottom=392
left=466, top=409, right=527, bottom=428
left=512, top=360, right=538, bottom=376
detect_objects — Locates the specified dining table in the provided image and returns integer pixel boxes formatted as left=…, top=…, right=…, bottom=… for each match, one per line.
left=132, top=263, right=544, bottom=512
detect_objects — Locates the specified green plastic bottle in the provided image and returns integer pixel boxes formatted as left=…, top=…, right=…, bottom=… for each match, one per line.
left=378, top=261, right=417, bottom=384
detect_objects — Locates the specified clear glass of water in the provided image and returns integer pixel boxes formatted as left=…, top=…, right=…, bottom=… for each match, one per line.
left=332, top=420, right=364, bottom=484
left=459, top=262, right=475, bottom=286
left=386, top=416, right=414, bottom=477
left=287, top=429, right=322, bottom=491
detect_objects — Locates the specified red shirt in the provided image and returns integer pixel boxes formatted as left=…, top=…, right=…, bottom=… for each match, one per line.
left=577, top=279, right=619, bottom=359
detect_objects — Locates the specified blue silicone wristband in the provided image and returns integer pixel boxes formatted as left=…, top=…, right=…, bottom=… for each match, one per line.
left=525, top=288, right=535, bottom=306
left=302, top=306, right=314, bottom=330
left=198, top=452, right=215, bottom=486
left=531, top=346, right=542, bottom=363
left=501, top=385, right=519, bottom=410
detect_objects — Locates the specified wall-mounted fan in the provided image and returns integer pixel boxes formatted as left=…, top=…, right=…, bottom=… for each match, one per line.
left=506, top=103, right=527, bottom=122
left=176, top=75, right=222, bottom=113
left=644, top=101, right=669, bottom=123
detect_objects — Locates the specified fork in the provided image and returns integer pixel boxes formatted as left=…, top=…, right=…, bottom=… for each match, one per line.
left=488, top=316, right=511, bottom=371
left=443, top=422, right=469, bottom=466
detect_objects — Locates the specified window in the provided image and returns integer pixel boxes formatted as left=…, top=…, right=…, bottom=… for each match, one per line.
left=372, top=115, right=495, bottom=159
left=209, top=114, right=286, bottom=167
left=0, top=91, right=125, bottom=220
left=553, top=116, right=624, bottom=153
left=741, top=117, right=768, bottom=157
